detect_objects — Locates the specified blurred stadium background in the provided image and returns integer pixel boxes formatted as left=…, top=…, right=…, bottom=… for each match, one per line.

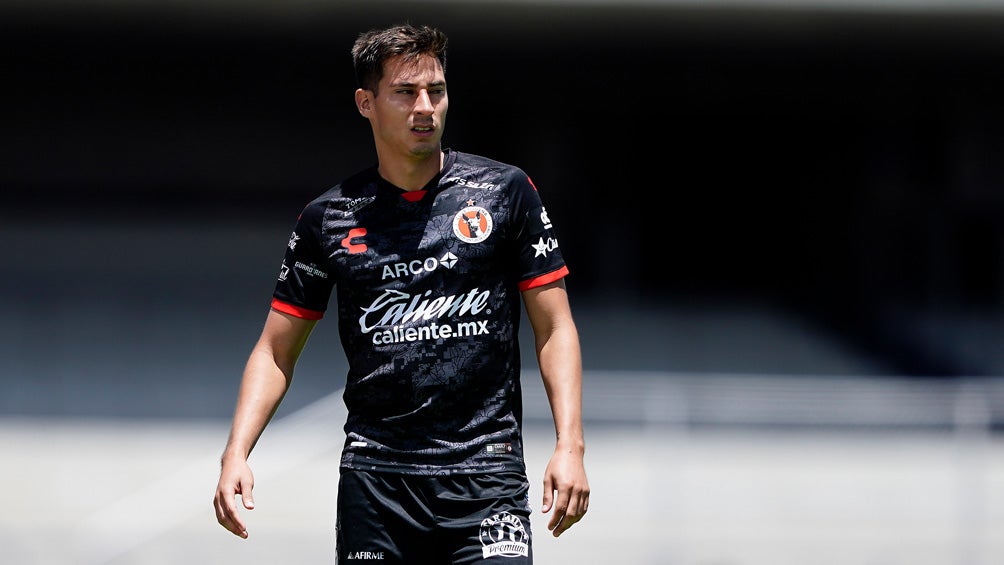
left=2, top=1, right=1003, bottom=563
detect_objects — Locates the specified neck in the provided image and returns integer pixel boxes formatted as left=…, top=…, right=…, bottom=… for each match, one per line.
left=377, top=149, right=444, bottom=191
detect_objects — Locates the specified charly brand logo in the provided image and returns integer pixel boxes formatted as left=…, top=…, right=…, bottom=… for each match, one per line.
left=479, top=511, right=529, bottom=558
left=382, top=252, right=458, bottom=281
left=341, top=227, right=368, bottom=254
left=287, top=232, right=300, bottom=251
left=453, top=201, right=493, bottom=244
left=278, top=261, right=289, bottom=281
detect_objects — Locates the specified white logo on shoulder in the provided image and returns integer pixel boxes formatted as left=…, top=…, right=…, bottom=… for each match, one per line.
left=540, top=207, right=552, bottom=229
left=480, top=511, right=529, bottom=558
left=453, top=205, right=493, bottom=243
left=531, top=236, right=558, bottom=257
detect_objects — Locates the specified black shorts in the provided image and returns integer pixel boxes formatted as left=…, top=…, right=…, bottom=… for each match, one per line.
left=335, top=469, right=534, bottom=564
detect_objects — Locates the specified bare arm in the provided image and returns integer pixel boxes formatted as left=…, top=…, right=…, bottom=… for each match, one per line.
left=213, top=309, right=317, bottom=538
left=523, top=279, right=590, bottom=537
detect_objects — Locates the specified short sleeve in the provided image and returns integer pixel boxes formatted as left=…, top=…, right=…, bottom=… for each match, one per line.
left=509, top=174, right=568, bottom=290
left=271, top=201, right=335, bottom=318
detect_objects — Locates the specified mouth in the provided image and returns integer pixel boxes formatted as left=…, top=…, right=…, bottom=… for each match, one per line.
left=411, top=124, right=436, bottom=139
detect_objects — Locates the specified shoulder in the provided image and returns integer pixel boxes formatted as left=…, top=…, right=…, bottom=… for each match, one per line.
left=447, top=150, right=532, bottom=191
left=299, top=167, right=379, bottom=218
left=451, top=150, right=524, bottom=175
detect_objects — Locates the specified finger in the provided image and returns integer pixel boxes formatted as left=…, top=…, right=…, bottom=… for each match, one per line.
left=540, top=477, right=554, bottom=513
left=214, top=493, right=248, bottom=538
left=566, top=488, right=588, bottom=520
left=549, top=487, right=590, bottom=537
left=242, top=488, right=256, bottom=510
left=214, top=482, right=251, bottom=539
left=233, top=480, right=254, bottom=536
left=550, top=506, right=581, bottom=538
left=549, top=509, right=572, bottom=537
left=546, top=489, right=569, bottom=534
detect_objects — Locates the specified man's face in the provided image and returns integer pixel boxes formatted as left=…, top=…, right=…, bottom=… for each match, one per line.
left=363, top=53, right=448, bottom=161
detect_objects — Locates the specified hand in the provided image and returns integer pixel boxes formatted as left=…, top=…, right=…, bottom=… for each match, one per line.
left=213, top=457, right=256, bottom=538
left=540, top=446, right=589, bottom=537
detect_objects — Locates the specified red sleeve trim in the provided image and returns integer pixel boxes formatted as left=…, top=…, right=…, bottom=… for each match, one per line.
left=518, top=265, right=569, bottom=291
left=270, top=298, right=324, bottom=320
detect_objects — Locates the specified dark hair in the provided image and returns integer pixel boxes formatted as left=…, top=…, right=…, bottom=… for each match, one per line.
left=351, top=24, right=448, bottom=93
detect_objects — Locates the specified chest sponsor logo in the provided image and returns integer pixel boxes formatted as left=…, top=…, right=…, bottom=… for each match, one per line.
left=453, top=203, right=493, bottom=243
left=382, top=252, right=458, bottom=280
left=359, top=288, right=491, bottom=345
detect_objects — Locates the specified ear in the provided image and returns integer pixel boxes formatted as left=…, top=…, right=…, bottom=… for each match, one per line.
left=355, top=88, right=372, bottom=117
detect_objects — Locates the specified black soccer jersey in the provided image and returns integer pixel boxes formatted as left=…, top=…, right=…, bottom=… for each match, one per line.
left=271, top=149, right=568, bottom=475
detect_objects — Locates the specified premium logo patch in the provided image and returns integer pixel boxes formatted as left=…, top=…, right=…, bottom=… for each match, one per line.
left=480, top=511, right=529, bottom=558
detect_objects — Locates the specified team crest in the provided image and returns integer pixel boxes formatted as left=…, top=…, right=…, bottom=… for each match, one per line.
left=452, top=205, right=493, bottom=243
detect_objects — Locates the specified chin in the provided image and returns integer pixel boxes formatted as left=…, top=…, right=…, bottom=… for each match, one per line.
left=409, top=145, right=440, bottom=159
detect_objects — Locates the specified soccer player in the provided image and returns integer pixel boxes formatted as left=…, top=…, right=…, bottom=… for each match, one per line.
left=213, top=23, right=589, bottom=563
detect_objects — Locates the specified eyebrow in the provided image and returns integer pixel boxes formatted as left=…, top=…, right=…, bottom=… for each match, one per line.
left=390, top=80, right=447, bottom=89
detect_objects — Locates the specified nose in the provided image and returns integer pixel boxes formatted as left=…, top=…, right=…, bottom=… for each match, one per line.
left=415, top=89, right=434, bottom=113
